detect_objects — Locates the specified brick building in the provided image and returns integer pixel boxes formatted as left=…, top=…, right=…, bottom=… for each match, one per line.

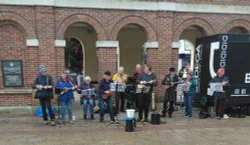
left=0, top=0, right=250, bottom=106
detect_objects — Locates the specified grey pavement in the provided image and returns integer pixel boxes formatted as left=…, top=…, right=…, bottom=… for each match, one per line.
left=1, top=106, right=250, bottom=145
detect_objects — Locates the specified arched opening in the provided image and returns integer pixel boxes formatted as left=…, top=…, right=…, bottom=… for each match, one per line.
left=228, top=27, right=249, bottom=34
left=64, top=37, right=84, bottom=74
left=64, top=23, right=98, bottom=81
left=178, top=26, right=207, bottom=71
left=117, top=24, right=146, bottom=76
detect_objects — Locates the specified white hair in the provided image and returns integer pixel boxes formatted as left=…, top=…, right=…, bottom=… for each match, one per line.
left=84, top=76, right=91, bottom=81
left=118, top=66, right=124, bottom=72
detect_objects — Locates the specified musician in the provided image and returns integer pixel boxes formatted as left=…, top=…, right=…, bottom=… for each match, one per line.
left=133, top=64, right=143, bottom=109
left=133, top=64, right=143, bottom=79
left=79, top=76, right=96, bottom=120
left=98, top=71, right=116, bottom=123
left=112, top=66, right=127, bottom=112
left=183, top=71, right=198, bottom=118
left=32, top=65, right=55, bottom=126
left=136, top=65, right=157, bottom=122
left=55, top=71, right=76, bottom=124
left=209, top=68, right=229, bottom=119
left=161, top=67, right=179, bottom=118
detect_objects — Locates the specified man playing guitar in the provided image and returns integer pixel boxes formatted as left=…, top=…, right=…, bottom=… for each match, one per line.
left=161, top=67, right=180, bottom=118
left=98, top=71, right=116, bottom=123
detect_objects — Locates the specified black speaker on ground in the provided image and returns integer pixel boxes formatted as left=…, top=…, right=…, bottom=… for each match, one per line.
left=125, top=120, right=134, bottom=132
left=151, top=112, right=160, bottom=125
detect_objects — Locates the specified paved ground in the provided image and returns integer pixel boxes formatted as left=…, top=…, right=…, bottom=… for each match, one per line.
left=1, top=107, right=250, bottom=145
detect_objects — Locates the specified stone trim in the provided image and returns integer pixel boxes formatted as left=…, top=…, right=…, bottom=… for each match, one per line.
left=0, top=89, right=32, bottom=94
left=1, top=1, right=250, bottom=14
left=55, top=39, right=66, bottom=47
left=26, top=39, right=39, bottom=46
left=96, top=41, right=119, bottom=48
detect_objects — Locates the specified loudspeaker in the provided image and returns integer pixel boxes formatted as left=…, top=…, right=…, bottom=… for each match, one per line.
left=151, top=112, right=160, bottom=125
left=125, top=120, right=134, bottom=132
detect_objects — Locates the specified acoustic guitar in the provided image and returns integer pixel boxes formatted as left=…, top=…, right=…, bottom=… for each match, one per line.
left=102, top=93, right=110, bottom=99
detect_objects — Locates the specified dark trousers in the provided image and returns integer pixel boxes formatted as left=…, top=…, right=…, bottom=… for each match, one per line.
left=116, top=92, right=125, bottom=112
left=138, top=93, right=151, bottom=120
left=162, top=99, right=174, bottom=116
left=216, top=99, right=225, bottom=117
left=39, top=98, right=55, bottom=121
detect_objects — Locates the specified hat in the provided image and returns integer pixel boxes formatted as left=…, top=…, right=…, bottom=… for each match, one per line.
left=104, top=71, right=111, bottom=76
left=38, top=65, right=46, bottom=73
left=169, top=67, right=175, bottom=72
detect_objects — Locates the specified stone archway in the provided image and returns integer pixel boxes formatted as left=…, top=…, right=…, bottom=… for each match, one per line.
left=223, top=19, right=250, bottom=33
left=56, top=13, right=106, bottom=40
left=110, top=15, right=157, bottom=41
left=0, top=12, right=36, bottom=39
left=174, top=18, right=215, bottom=42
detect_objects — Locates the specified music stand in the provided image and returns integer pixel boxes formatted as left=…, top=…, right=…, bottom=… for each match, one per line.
left=106, top=83, right=123, bottom=127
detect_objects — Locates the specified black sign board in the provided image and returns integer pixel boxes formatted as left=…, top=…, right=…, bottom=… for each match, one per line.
left=195, top=34, right=250, bottom=106
left=2, top=60, right=23, bottom=87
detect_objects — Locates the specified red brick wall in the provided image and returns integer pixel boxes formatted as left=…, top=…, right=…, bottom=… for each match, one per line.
left=1, top=4, right=250, bottom=105
left=97, top=48, right=117, bottom=79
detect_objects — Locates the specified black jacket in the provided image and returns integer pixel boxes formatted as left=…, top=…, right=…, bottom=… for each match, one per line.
left=162, top=74, right=179, bottom=101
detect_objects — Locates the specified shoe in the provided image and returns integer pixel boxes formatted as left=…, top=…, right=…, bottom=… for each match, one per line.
left=184, top=114, right=189, bottom=117
left=160, top=114, right=166, bottom=118
left=91, top=114, right=94, bottom=120
left=44, top=121, right=49, bottom=125
left=137, top=118, right=142, bottom=122
left=168, top=114, right=172, bottom=118
left=51, top=121, right=56, bottom=126
left=69, top=121, right=73, bottom=124
left=84, top=115, right=87, bottom=120
left=144, top=119, right=149, bottom=122
left=99, top=120, right=104, bottom=123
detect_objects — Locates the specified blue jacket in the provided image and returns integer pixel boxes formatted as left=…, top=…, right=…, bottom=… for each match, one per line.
left=32, top=74, right=53, bottom=99
left=55, top=78, right=74, bottom=101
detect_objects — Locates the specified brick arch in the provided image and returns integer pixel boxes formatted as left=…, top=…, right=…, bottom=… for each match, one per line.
left=110, top=15, right=157, bottom=41
left=222, top=19, right=250, bottom=33
left=56, top=13, right=106, bottom=40
left=0, top=12, right=36, bottom=39
left=174, top=18, right=215, bottom=41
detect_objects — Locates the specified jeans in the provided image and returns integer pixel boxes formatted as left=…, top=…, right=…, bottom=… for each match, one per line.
left=82, top=98, right=94, bottom=116
left=216, top=99, right=225, bottom=118
left=99, top=97, right=115, bottom=122
left=60, top=100, right=73, bottom=122
left=39, top=98, right=55, bottom=121
left=138, top=93, right=151, bottom=120
left=162, top=99, right=174, bottom=116
left=184, top=93, right=195, bottom=117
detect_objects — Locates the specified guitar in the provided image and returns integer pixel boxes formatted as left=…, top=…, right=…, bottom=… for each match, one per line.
left=102, top=93, right=110, bottom=99
left=165, top=81, right=180, bottom=89
left=59, top=87, right=77, bottom=95
left=33, top=85, right=53, bottom=98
